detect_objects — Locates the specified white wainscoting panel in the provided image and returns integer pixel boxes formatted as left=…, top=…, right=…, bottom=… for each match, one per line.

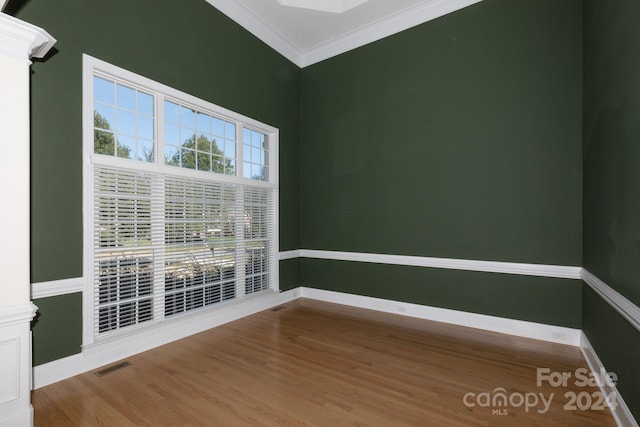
left=0, top=302, right=37, bottom=426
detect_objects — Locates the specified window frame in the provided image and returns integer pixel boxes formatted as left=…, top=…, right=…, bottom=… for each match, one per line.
left=82, top=54, right=279, bottom=347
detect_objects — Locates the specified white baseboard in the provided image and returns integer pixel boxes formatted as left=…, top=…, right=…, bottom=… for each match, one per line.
left=580, top=333, right=638, bottom=427
left=300, top=287, right=583, bottom=346
left=33, top=289, right=299, bottom=389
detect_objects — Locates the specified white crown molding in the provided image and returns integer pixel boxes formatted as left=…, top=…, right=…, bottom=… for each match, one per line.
left=31, top=277, right=85, bottom=299
left=300, top=0, right=482, bottom=67
left=581, top=269, right=640, bottom=334
left=581, top=333, right=639, bottom=427
left=204, top=0, right=302, bottom=66
left=205, top=0, right=482, bottom=68
left=291, top=249, right=582, bottom=279
left=0, top=12, right=56, bottom=63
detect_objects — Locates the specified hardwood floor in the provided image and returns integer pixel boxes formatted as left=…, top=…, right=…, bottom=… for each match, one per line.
left=33, top=298, right=616, bottom=426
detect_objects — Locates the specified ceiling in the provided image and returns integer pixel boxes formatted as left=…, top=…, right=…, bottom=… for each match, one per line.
left=205, top=0, right=482, bottom=67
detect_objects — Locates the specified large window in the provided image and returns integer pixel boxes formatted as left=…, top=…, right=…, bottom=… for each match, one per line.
left=83, top=55, right=278, bottom=343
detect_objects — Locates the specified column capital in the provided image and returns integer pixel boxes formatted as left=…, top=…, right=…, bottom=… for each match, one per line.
left=0, top=12, right=56, bottom=63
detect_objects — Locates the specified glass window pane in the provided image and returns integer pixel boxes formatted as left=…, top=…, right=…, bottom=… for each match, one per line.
left=225, top=140, right=235, bottom=158
left=212, top=155, right=224, bottom=174
left=94, top=130, right=115, bottom=155
left=211, top=138, right=222, bottom=155
left=117, top=110, right=136, bottom=136
left=138, top=141, right=154, bottom=163
left=181, top=148, right=195, bottom=169
left=94, top=104, right=114, bottom=130
left=116, top=84, right=136, bottom=111
left=138, top=92, right=153, bottom=117
left=165, top=145, right=180, bottom=166
left=165, top=124, right=180, bottom=145
left=138, top=116, right=154, bottom=140
left=196, top=134, right=210, bottom=153
left=243, top=145, right=251, bottom=162
left=212, top=118, right=224, bottom=137
left=94, top=76, right=114, bottom=105
left=116, top=135, right=135, bottom=159
left=181, top=130, right=196, bottom=146
left=165, top=101, right=180, bottom=124
left=243, top=128, right=250, bottom=146
left=225, top=122, right=235, bottom=139
left=226, top=159, right=236, bottom=175
left=251, top=131, right=261, bottom=148
left=197, top=113, right=211, bottom=133
left=243, top=161, right=251, bottom=179
left=180, top=106, right=195, bottom=129
left=197, top=152, right=211, bottom=172
left=252, top=147, right=261, bottom=163
left=252, top=164, right=262, bottom=180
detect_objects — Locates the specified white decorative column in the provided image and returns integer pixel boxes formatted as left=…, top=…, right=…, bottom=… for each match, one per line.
left=0, top=12, right=55, bottom=427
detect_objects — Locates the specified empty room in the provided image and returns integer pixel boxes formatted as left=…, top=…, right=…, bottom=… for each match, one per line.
left=0, top=0, right=638, bottom=425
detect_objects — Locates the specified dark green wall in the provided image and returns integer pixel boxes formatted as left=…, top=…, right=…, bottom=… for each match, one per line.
left=303, top=259, right=581, bottom=328
left=583, top=0, right=640, bottom=419
left=16, top=0, right=300, bottom=364
left=32, top=294, right=82, bottom=366
left=299, top=0, right=583, bottom=323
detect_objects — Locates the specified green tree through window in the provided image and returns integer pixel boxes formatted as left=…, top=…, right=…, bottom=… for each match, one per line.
left=94, top=111, right=131, bottom=158
left=167, top=133, right=234, bottom=174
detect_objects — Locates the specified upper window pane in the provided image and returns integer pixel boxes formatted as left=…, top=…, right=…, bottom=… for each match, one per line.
left=242, top=128, right=268, bottom=181
left=93, top=76, right=155, bottom=163
left=163, top=100, right=236, bottom=176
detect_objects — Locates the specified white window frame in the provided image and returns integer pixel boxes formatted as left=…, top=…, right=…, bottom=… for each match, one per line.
left=82, top=54, right=279, bottom=348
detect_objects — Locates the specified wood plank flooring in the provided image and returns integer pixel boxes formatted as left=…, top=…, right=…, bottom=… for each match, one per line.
left=33, top=298, right=617, bottom=426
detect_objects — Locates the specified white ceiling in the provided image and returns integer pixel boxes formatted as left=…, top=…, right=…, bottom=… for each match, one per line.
left=206, top=0, right=482, bottom=67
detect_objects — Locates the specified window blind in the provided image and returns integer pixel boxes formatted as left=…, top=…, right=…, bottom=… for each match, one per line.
left=93, top=165, right=276, bottom=338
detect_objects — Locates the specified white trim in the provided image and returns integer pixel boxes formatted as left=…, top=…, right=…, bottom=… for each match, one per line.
left=300, top=0, right=482, bottom=67
left=0, top=303, right=37, bottom=426
left=0, top=12, right=56, bottom=62
left=276, top=0, right=370, bottom=14
left=205, top=0, right=481, bottom=68
left=580, top=333, right=639, bottom=427
left=582, top=269, right=640, bottom=334
left=0, top=302, right=38, bottom=327
left=33, top=288, right=299, bottom=389
left=300, top=287, right=582, bottom=345
left=278, top=249, right=302, bottom=260
left=27, top=251, right=584, bottom=301
left=31, top=277, right=84, bottom=299
left=295, top=249, right=582, bottom=279
left=204, top=0, right=302, bottom=66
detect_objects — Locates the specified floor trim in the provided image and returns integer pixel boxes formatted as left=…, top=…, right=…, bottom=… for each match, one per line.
left=581, top=333, right=639, bottom=427
left=300, top=286, right=582, bottom=345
